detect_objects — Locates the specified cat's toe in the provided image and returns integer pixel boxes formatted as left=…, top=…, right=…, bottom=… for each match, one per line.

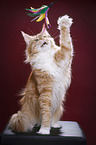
left=37, top=127, right=50, bottom=135
left=51, top=123, right=61, bottom=128
left=58, top=15, right=73, bottom=29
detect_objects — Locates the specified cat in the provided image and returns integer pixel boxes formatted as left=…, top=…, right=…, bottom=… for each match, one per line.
left=8, top=15, right=73, bottom=134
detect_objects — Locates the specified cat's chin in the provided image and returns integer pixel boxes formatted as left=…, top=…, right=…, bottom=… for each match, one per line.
left=37, top=127, right=50, bottom=135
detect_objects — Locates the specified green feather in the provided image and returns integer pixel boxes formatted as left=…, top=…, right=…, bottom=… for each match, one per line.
left=25, top=8, right=32, bottom=11
left=39, top=7, right=49, bottom=14
left=26, top=12, right=39, bottom=17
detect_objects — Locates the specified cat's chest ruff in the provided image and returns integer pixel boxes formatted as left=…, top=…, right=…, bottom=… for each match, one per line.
left=31, top=48, right=58, bottom=75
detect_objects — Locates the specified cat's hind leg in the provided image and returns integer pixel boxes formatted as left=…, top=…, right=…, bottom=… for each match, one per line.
left=8, top=111, right=33, bottom=132
left=8, top=95, right=40, bottom=132
left=51, top=104, right=63, bottom=128
left=9, top=71, right=40, bottom=132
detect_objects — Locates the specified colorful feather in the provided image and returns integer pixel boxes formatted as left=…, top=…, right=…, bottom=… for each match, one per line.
left=25, top=0, right=58, bottom=30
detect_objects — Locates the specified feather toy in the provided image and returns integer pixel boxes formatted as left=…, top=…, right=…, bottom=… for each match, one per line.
left=25, top=0, right=58, bottom=30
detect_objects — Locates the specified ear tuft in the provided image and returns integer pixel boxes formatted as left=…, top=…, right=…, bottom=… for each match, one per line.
left=43, top=29, right=50, bottom=36
left=21, top=31, right=32, bottom=45
left=41, top=25, right=50, bottom=37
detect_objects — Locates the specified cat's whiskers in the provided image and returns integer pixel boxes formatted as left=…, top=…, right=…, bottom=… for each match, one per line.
left=26, top=27, right=35, bottom=35
left=54, top=35, right=59, bottom=40
left=18, top=43, right=25, bottom=45
left=52, top=30, right=59, bottom=37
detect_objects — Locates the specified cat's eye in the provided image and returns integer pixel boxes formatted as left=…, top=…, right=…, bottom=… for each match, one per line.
left=41, top=42, right=48, bottom=47
left=35, top=39, right=39, bottom=42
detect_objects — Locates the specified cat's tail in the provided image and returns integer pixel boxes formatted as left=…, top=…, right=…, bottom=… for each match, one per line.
left=8, top=111, right=33, bottom=132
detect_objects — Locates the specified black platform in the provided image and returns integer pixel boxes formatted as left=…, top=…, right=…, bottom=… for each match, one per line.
left=0, top=121, right=87, bottom=145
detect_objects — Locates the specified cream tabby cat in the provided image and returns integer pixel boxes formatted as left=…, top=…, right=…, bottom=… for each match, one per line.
left=9, top=15, right=73, bottom=134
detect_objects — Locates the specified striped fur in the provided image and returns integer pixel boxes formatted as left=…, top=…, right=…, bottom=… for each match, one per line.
left=9, top=15, right=73, bottom=134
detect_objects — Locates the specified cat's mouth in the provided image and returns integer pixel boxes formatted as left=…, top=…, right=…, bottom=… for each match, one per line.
left=41, top=42, right=48, bottom=47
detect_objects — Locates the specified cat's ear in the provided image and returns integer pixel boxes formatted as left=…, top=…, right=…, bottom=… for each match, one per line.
left=43, top=29, right=50, bottom=36
left=21, top=31, right=32, bottom=45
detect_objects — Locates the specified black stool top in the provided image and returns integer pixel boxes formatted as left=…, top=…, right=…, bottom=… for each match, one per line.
left=0, top=121, right=87, bottom=145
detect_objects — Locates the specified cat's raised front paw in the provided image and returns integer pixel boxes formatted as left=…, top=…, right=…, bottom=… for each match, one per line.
left=58, top=15, right=73, bottom=29
left=37, top=127, right=50, bottom=135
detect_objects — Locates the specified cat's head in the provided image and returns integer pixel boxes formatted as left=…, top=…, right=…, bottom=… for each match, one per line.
left=21, top=28, right=55, bottom=63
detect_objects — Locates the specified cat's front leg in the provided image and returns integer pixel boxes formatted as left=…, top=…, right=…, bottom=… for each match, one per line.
left=38, top=126, right=50, bottom=135
left=57, top=14, right=73, bottom=49
left=55, top=15, right=73, bottom=63
left=37, top=90, right=52, bottom=135
left=34, top=70, right=53, bottom=134
left=37, top=93, right=51, bottom=134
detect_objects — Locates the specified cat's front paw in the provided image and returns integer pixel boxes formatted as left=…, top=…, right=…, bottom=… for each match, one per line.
left=51, top=123, right=61, bottom=128
left=57, top=15, right=73, bottom=29
left=37, top=127, right=50, bottom=135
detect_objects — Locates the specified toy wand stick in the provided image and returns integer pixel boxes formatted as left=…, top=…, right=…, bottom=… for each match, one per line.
left=48, top=0, right=58, bottom=8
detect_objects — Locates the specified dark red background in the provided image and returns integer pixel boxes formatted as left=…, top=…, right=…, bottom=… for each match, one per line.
left=0, top=0, right=96, bottom=145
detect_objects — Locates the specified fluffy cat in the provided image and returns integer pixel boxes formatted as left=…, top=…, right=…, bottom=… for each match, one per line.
left=9, top=15, right=73, bottom=134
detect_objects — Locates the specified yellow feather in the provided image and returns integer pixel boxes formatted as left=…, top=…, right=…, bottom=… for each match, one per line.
left=47, top=18, right=49, bottom=25
left=36, top=14, right=45, bottom=22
